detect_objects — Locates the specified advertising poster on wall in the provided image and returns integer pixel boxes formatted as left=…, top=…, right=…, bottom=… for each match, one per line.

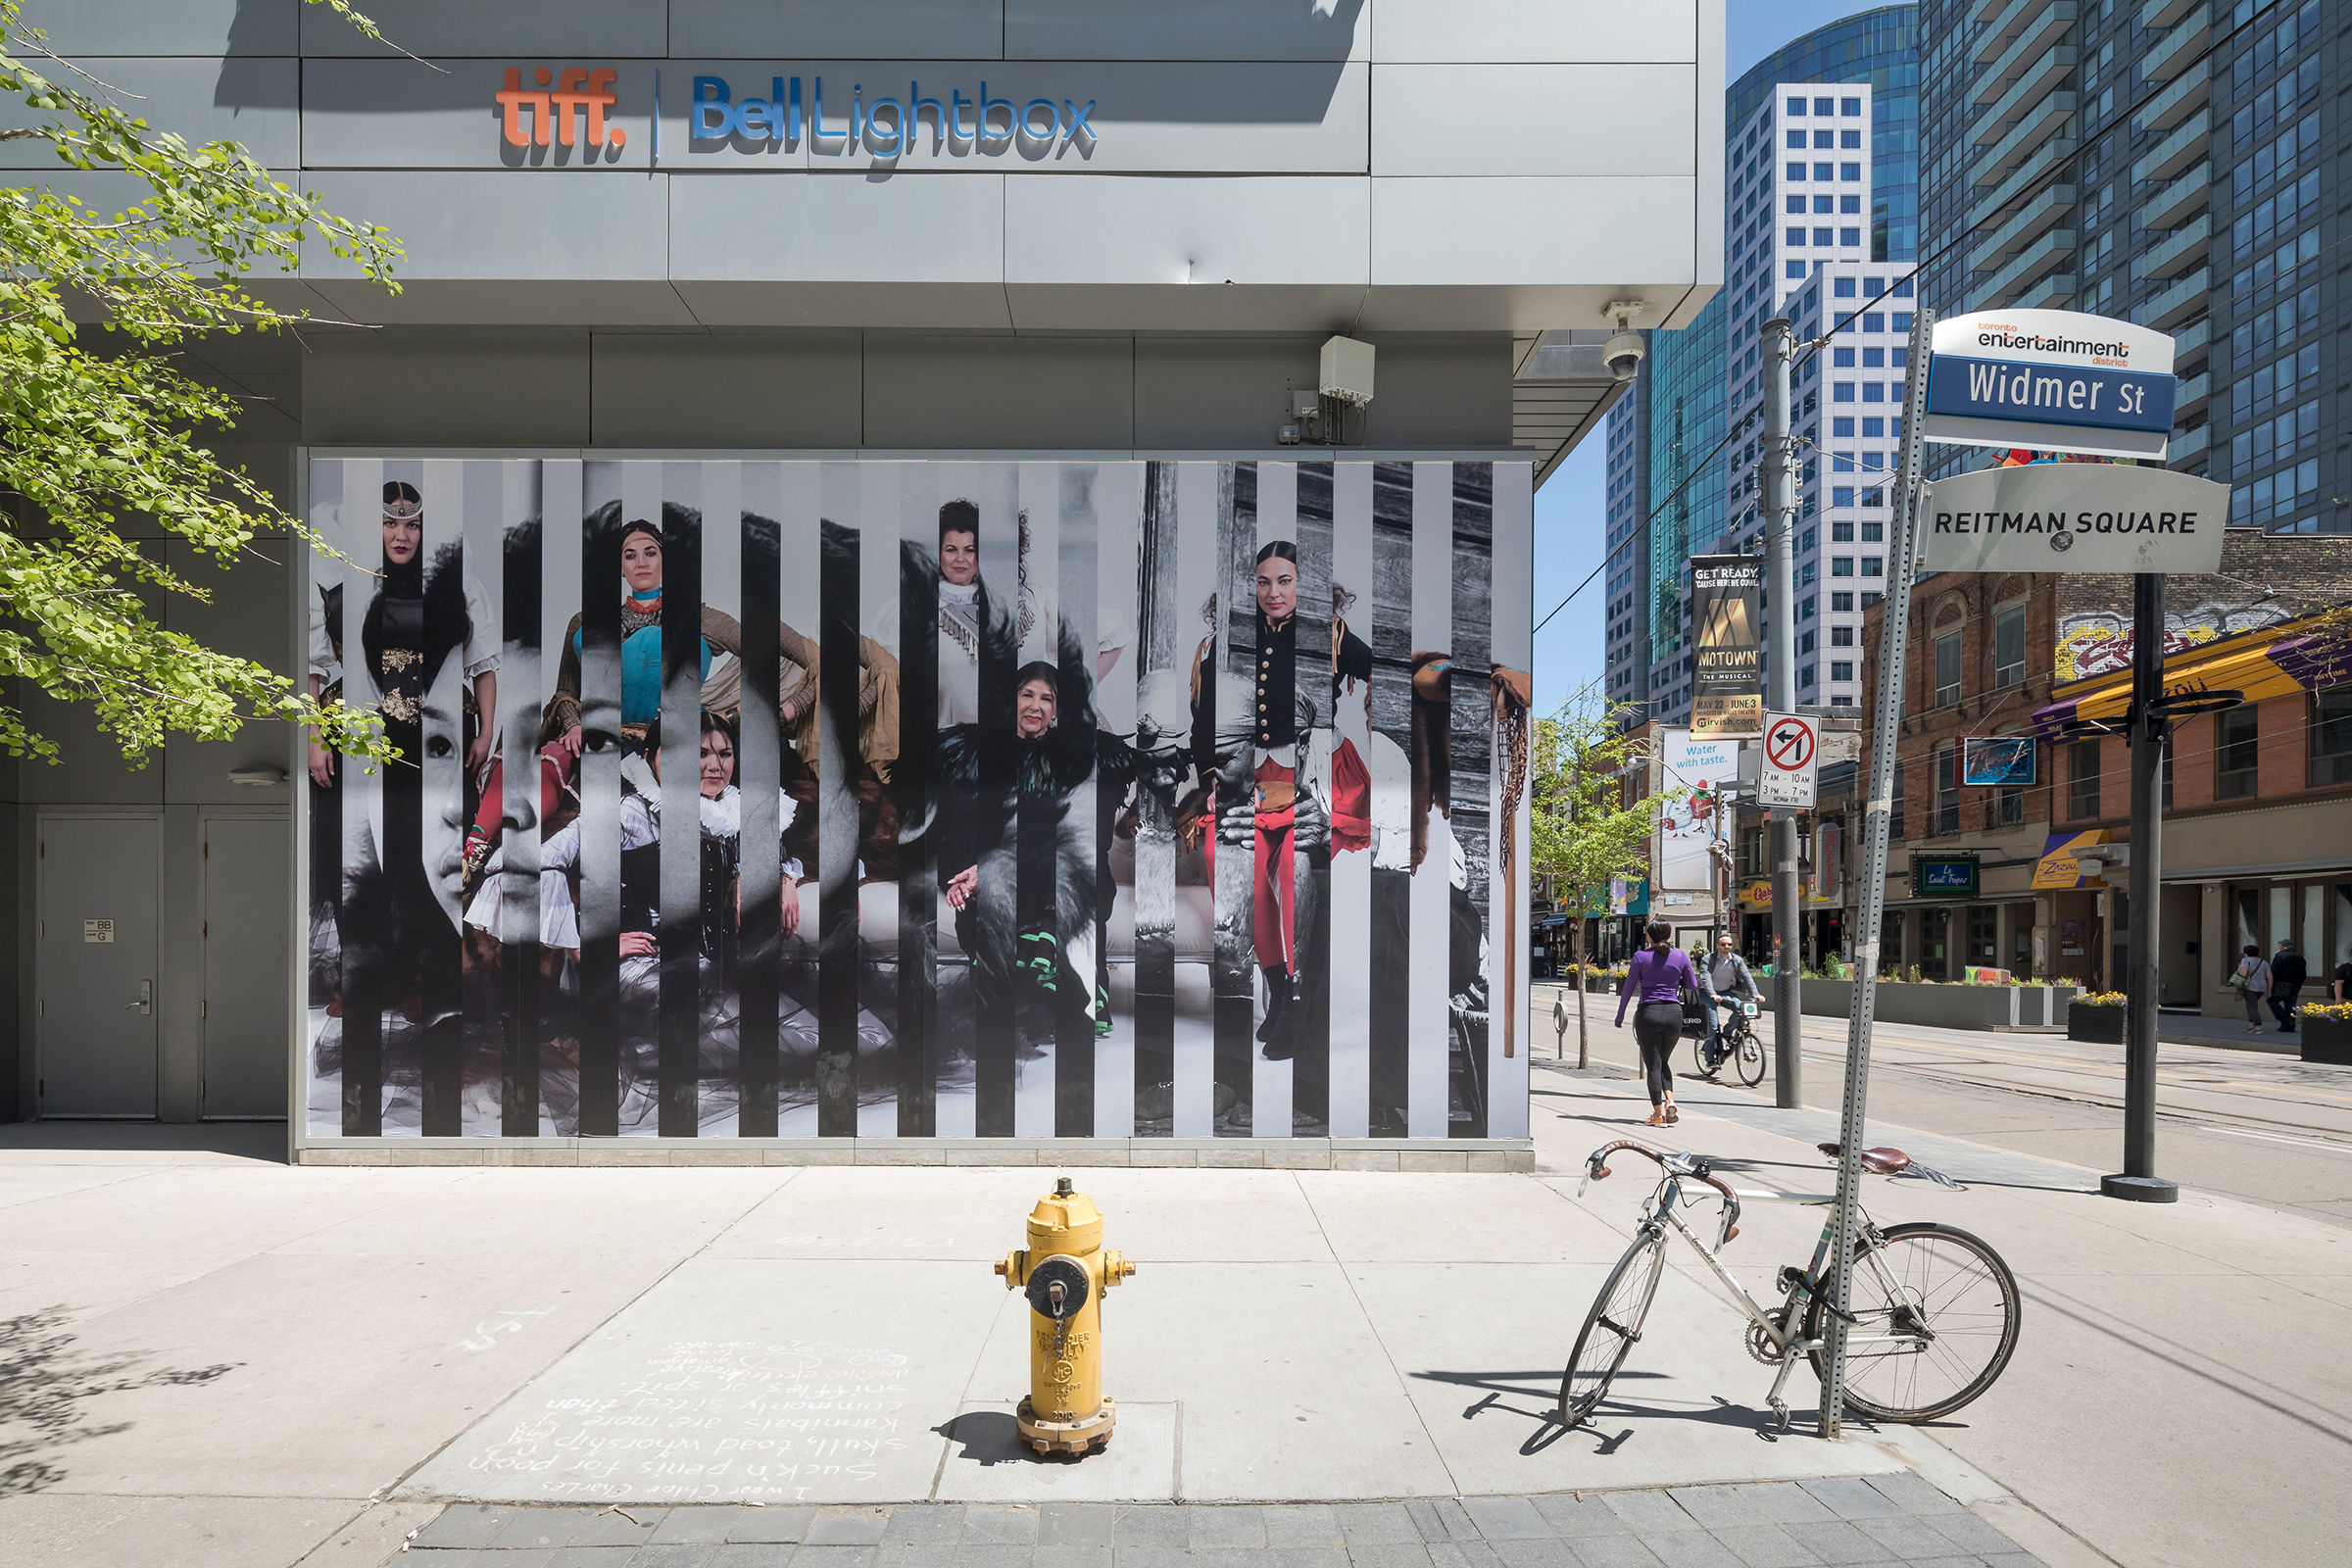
left=1655, top=729, right=1740, bottom=891
left=1690, top=554, right=1764, bottom=740
left=299, top=458, right=1529, bottom=1146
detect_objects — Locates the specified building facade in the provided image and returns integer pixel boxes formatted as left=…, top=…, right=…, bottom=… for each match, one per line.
left=1628, top=7, right=1918, bottom=732
left=2, top=0, right=1726, bottom=1155
left=1860, top=532, right=2352, bottom=994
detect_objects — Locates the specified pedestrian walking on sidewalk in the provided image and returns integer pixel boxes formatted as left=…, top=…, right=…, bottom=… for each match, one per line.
left=1615, top=917, right=1696, bottom=1126
left=2269, top=938, right=2308, bottom=1032
left=2231, top=946, right=2272, bottom=1033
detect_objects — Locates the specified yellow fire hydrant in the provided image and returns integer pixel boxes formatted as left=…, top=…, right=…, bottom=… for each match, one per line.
left=994, top=1175, right=1134, bottom=1456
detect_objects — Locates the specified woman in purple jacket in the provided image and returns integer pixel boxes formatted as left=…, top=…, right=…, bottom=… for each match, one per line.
left=1615, top=917, right=1696, bottom=1125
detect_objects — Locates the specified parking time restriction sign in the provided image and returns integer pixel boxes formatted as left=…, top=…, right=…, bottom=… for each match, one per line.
left=1759, top=711, right=1818, bottom=809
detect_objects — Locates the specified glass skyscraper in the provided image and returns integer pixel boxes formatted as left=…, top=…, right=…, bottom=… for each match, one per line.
left=1615, top=7, right=1918, bottom=726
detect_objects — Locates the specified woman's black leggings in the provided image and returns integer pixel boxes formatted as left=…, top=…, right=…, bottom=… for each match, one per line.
left=1633, top=1002, right=1684, bottom=1105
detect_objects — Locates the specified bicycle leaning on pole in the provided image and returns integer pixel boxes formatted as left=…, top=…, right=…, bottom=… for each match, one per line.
left=1559, top=1140, right=2022, bottom=1433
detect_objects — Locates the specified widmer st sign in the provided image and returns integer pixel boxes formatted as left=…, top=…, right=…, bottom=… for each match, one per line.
left=1923, top=309, right=2178, bottom=461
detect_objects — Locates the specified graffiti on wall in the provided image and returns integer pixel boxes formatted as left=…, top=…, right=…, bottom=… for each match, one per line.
left=2055, top=598, right=2294, bottom=683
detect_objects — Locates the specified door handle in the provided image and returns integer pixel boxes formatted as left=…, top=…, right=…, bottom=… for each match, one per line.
left=126, top=979, right=151, bottom=1016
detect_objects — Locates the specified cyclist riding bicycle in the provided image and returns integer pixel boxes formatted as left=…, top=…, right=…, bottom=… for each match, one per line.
left=1698, top=933, right=1759, bottom=1071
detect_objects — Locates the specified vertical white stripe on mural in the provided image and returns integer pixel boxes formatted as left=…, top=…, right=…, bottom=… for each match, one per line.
left=537, top=461, right=582, bottom=1136
left=856, top=462, right=899, bottom=1138
left=771, top=461, right=821, bottom=1138
left=1252, top=461, right=1298, bottom=1138
left=1489, top=462, right=1535, bottom=1139
left=337, top=457, right=384, bottom=1132
left=1171, top=461, right=1219, bottom=1140
left=1011, top=462, right=1060, bottom=1137
left=1407, top=463, right=1452, bottom=1140
left=927, top=462, right=980, bottom=1140
left=701, top=463, right=743, bottom=1137
left=1094, top=463, right=1142, bottom=1138
left=1326, top=463, right=1374, bottom=1139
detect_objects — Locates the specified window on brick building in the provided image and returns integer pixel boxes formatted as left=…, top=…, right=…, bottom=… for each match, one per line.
left=1993, top=606, right=2026, bottom=689
left=1935, top=744, right=1959, bottom=835
left=2217, top=706, right=2259, bottom=799
left=2312, top=688, right=2352, bottom=787
left=1934, top=630, right=1961, bottom=706
left=1890, top=763, right=1905, bottom=841
left=2069, top=739, right=2100, bottom=820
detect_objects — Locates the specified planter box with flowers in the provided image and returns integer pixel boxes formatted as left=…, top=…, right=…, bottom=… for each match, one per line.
left=2066, top=992, right=2127, bottom=1044
left=2300, top=1003, right=2352, bottom=1065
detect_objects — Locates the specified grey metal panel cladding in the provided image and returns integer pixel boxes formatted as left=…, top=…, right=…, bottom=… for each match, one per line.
left=0, top=57, right=298, bottom=170
left=589, top=335, right=863, bottom=448
left=1368, top=67, right=1697, bottom=178
left=1003, top=176, right=1368, bottom=285
left=161, top=542, right=293, bottom=807
left=21, top=0, right=295, bottom=56
left=668, top=173, right=1004, bottom=283
left=302, top=332, right=592, bottom=446
left=861, top=338, right=1135, bottom=451
left=1133, top=339, right=1324, bottom=450
left=673, top=0, right=1005, bottom=59
left=298, top=0, right=667, bottom=56
left=1003, top=0, right=1367, bottom=61
left=296, top=172, right=668, bottom=280
left=1369, top=0, right=1700, bottom=63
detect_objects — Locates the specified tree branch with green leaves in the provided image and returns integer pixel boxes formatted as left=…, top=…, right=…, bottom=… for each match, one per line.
left=0, top=0, right=405, bottom=766
left=1529, top=687, right=1682, bottom=1065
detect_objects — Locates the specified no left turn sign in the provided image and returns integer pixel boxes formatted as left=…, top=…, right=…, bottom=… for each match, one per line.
left=1759, top=711, right=1818, bottom=808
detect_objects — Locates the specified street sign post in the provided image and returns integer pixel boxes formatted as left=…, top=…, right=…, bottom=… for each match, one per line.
left=1757, top=712, right=1818, bottom=809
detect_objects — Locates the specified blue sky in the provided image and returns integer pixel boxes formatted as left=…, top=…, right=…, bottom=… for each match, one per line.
left=1531, top=1, right=1892, bottom=718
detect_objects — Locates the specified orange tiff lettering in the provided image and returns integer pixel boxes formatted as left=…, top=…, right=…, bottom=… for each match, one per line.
left=499, top=66, right=626, bottom=149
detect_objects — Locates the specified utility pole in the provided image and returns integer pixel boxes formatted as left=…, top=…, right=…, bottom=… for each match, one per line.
left=2103, top=571, right=2179, bottom=1202
left=1760, top=315, right=1802, bottom=1108
left=1818, top=304, right=1935, bottom=1439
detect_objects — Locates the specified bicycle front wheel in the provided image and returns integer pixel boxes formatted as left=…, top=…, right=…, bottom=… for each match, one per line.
left=1559, top=1228, right=1667, bottom=1428
left=1734, top=1025, right=1767, bottom=1088
left=1806, top=1220, right=2021, bottom=1423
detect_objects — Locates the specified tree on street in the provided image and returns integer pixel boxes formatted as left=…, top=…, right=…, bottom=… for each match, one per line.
left=1529, top=686, right=1676, bottom=1067
left=0, top=0, right=403, bottom=766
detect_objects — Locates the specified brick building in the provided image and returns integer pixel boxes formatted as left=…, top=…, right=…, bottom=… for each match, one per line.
left=1858, top=529, right=2352, bottom=1001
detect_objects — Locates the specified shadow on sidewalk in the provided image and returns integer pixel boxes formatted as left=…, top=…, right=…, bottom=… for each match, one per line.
left=0, top=1121, right=286, bottom=1164
left=0, top=1310, right=241, bottom=1495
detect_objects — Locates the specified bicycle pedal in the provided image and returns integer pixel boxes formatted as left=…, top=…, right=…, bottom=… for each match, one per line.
left=1769, top=1397, right=1791, bottom=1433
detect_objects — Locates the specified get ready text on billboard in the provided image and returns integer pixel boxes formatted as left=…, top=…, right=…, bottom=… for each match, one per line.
left=1925, top=310, right=2176, bottom=461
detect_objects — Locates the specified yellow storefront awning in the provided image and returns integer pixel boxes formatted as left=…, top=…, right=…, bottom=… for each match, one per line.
left=2034, top=618, right=2350, bottom=741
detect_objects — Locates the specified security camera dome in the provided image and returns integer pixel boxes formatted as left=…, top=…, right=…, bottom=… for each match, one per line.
left=1604, top=330, right=1645, bottom=381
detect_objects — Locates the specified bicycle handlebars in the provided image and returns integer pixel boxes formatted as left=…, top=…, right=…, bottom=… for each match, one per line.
left=1585, top=1139, right=1742, bottom=1247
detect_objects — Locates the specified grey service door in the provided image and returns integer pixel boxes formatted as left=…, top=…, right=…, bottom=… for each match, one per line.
left=38, top=814, right=162, bottom=1117
left=203, top=816, right=291, bottom=1119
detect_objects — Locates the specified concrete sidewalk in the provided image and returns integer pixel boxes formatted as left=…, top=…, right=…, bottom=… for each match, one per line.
left=5, top=1013, right=2348, bottom=1568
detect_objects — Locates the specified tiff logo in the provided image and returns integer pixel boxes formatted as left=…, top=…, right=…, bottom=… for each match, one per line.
left=497, top=66, right=626, bottom=149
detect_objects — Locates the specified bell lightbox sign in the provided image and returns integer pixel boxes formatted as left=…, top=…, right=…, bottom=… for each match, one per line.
left=1924, top=310, right=2177, bottom=461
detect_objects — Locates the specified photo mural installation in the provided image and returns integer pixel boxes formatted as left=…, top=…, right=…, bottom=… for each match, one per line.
left=302, top=459, right=1530, bottom=1143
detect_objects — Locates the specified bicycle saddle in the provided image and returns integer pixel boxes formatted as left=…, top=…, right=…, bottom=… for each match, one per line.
left=1817, top=1141, right=1911, bottom=1175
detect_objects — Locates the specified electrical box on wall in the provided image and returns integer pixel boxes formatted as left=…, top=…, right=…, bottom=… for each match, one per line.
left=1318, top=336, right=1375, bottom=406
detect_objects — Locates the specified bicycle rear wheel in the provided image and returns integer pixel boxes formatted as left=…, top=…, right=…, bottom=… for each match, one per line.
left=1559, top=1228, right=1667, bottom=1428
left=1734, top=1023, right=1767, bottom=1088
left=1806, top=1221, right=2021, bottom=1423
